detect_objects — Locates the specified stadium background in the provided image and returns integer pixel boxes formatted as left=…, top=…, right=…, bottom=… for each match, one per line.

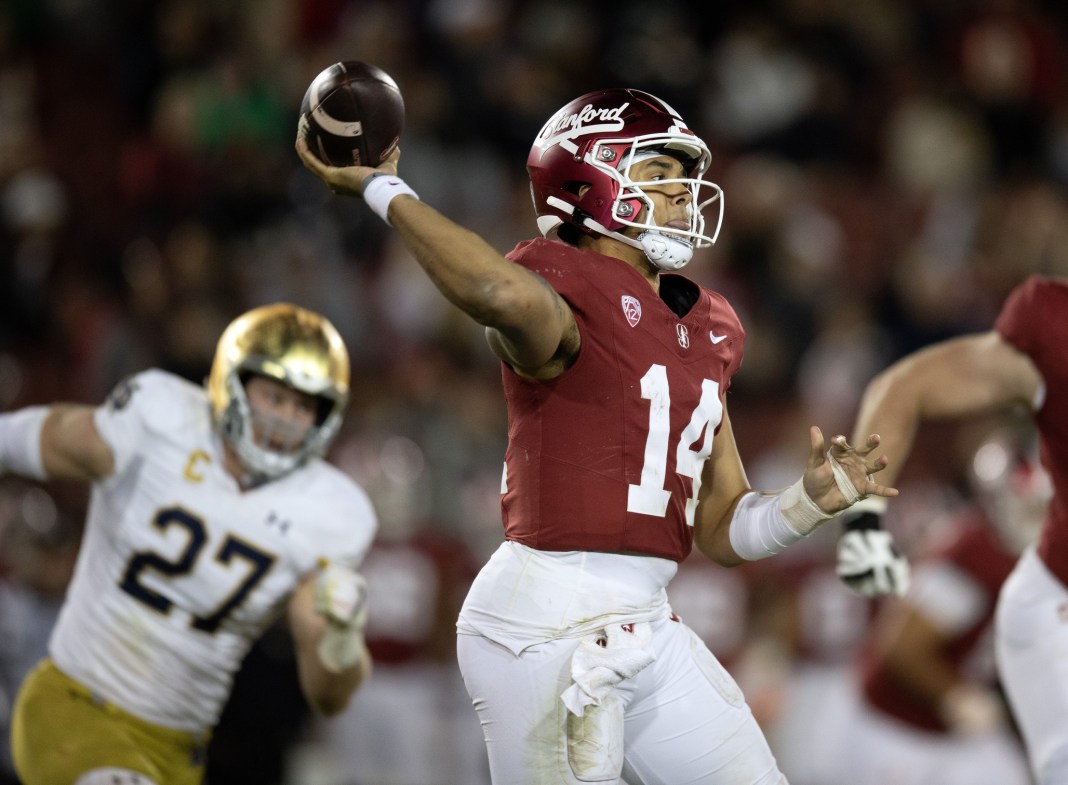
left=1, top=0, right=1067, bottom=783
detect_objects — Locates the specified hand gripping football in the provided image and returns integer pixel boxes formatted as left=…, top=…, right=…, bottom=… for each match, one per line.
left=299, top=60, right=404, bottom=167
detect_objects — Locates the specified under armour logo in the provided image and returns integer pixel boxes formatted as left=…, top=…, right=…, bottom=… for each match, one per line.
left=265, top=511, right=291, bottom=535
left=676, top=324, right=690, bottom=348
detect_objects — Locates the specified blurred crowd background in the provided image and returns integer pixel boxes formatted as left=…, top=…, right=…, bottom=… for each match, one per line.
left=1, top=0, right=1067, bottom=783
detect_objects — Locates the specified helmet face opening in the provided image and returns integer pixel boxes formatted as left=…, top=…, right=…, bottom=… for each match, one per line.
left=208, top=304, right=350, bottom=482
left=527, top=88, right=724, bottom=258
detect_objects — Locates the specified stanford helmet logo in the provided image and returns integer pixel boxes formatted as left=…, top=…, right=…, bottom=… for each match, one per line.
left=538, top=102, right=630, bottom=153
left=621, top=295, right=642, bottom=327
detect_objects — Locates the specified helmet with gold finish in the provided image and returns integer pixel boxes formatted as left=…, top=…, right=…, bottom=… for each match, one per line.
left=208, top=303, right=350, bottom=481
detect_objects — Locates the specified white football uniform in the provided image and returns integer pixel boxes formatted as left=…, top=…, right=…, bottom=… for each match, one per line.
left=47, top=369, right=377, bottom=734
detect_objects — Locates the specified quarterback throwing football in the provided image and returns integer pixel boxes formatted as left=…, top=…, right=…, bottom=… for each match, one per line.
left=298, top=88, right=895, bottom=785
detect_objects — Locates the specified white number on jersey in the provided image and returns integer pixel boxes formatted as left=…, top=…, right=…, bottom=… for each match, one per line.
left=626, top=364, right=722, bottom=525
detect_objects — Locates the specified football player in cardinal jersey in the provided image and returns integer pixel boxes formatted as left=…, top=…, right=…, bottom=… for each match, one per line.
left=835, top=275, right=1068, bottom=784
left=1, top=304, right=378, bottom=785
left=836, top=427, right=1040, bottom=785
left=297, top=88, right=895, bottom=785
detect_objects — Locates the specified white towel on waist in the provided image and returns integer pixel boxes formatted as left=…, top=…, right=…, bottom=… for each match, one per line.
left=561, top=622, right=655, bottom=717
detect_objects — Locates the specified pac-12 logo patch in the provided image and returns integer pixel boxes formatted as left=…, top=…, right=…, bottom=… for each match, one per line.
left=621, top=295, right=642, bottom=327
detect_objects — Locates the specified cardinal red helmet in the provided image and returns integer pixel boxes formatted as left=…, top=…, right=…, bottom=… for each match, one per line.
left=527, top=88, right=723, bottom=263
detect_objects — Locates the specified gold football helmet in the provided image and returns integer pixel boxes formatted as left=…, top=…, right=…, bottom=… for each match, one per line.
left=208, top=303, right=350, bottom=481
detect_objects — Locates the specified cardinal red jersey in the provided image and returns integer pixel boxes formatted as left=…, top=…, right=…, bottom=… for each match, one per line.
left=860, top=515, right=1017, bottom=732
left=996, top=275, right=1068, bottom=586
left=499, top=238, right=745, bottom=562
left=360, top=531, right=479, bottom=665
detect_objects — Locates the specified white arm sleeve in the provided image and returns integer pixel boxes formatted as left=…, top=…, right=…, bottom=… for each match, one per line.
left=0, top=406, right=49, bottom=479
left=728, top=479, right=833, bottom=561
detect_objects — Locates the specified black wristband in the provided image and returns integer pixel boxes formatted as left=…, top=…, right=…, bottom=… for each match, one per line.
left=842, top=511, right=882, bottom=533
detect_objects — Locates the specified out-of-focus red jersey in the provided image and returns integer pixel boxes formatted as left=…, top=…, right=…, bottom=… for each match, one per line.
left=995, top=275, right=1068, bottom=586
left=361, top=531, right=480, bottom=665
left=861, top=516, right=1016, bottom=732
left=499, top=238, right=745, bottom=562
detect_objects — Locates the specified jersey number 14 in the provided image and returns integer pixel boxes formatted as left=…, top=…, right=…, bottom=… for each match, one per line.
left=627, top=364, right=722, bottom=525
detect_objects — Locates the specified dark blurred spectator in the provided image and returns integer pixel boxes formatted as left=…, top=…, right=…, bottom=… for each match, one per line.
left=0, top=482, right=79, bottom=785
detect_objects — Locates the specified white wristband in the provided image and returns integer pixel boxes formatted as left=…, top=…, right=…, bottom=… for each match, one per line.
left=0, top=406, right=49, bottom=480
left=780, top=476, right=835, bottom=534
left=729, top=479, right=833, bottom=561
left=362, top=173, right=418, bottom=226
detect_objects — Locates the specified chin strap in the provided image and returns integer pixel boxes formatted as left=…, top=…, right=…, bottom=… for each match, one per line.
left=636, top=231, right=693, bottom=270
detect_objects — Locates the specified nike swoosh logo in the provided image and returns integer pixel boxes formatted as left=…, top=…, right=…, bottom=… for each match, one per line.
left=710, top=332, right=728, bottom=344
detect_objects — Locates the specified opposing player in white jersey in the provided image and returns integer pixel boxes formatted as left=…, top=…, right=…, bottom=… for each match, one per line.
left=0, top=303, right=378, bottom=785
left=297, top=87, right=896, bottom=785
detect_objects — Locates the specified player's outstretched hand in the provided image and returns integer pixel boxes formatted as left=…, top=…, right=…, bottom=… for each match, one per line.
left=314, top=561, right=368, bottom=631
left=801, top=429, right=897, bottom=516
left=313, top=561, right=369, bottom=672
left=295, top=130, right=399, bottom=198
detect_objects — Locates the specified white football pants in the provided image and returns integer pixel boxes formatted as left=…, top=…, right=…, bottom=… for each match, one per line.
left=457, top=613, right=787, bottom=785
left=996, top=546, right=1068, bottom=784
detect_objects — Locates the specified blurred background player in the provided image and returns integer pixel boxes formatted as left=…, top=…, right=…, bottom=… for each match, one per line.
left=835, top=274, right=1067, bottom=784
left=837, top=424, right=1040, bottom=785
left=297, top=86, right=894, bottom=785
left=0, top=303, right=378, bottom=785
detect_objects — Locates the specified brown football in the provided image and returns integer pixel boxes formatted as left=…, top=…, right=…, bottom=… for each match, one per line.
left=299, top=61, right=404, bottom=167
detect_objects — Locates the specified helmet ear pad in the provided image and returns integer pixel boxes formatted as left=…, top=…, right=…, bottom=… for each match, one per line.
left=572, top=142, right=630, bottom=234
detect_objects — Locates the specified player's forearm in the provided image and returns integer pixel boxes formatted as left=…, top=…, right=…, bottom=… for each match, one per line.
left=290, top=600, right=370, bottom=716
left=852, top=332, right=1037, bottom=489
left=295, top=634, right=370, bottom=716
left=693, top=411, right=756, bottom=566
left=694, top=492, right=747, bottom=567
left=850, top=368, right=923, bottom=491
left=885, top=613, right=1007, bottom=735
left=880, top=610, right=961, bottom=707
left=289, top=570, right=372, bottom=716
